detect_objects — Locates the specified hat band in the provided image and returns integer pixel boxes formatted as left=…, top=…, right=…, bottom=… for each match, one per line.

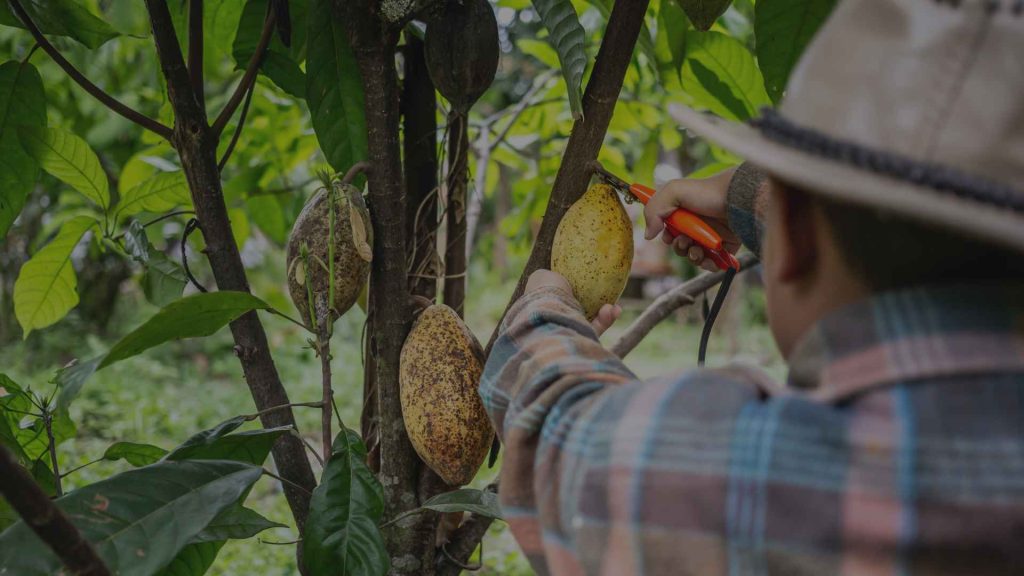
left=749, top=108, right=1024, bottom=213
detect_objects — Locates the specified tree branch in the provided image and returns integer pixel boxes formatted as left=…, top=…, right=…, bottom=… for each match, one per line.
left=211, top=6, right=276, bottom=137
left=144, top=0, right=316, bottom=535
left=188, top=0, right=204, bottom=110
left=217, top=80, right=255, bottom=171
left=436, top=510, right=493, bottom=576
left=7, top=0, right=173, bottom=141
left=483, top=0, right=652, bottom=356
left=0, top=445, right=111, bottom=576
left=443, top=112, right=468, bottom=317
left=611, top=252, right=759, bottom=358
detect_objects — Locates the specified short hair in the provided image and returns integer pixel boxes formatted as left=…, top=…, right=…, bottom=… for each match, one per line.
left=809, top=190, right=1024, bottom=290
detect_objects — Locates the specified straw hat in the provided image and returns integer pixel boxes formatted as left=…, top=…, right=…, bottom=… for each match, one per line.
left=670, top=0, right=1024, bottom=252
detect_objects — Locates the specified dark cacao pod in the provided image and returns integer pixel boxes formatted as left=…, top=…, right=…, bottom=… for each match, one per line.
left=424, top=0, right=499, bottom=115
left=676, top=0, right=733, bottom=31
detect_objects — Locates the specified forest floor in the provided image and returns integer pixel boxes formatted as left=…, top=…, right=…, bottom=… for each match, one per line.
left=1, top=256, right=782, bottom=575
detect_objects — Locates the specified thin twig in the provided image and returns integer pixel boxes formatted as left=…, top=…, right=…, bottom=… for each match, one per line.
left=318, top=322, right=333, bottom=462
left=61, top=457, right=104, bottom=478
left=211, top=6, right=276, bottom=137
left=295, top=433, right=324, bottom=467
left=111, top=210, right=195, bottom=242
left=609, top=252, right=759, bottom=358
left=441, top=541, right=482, bottom=571
left=188, top=0, right=204, bottom=109
left=7, top=0, right=173, bottom=140
left=43, top=411, right=62, bottom=497
left=262, top=469, right=313, bottom=495
left=341, top=161, right=372, bottom=186
left=0, top=445, right=111, bottom=576
left=217, top=80, right=255, bottom=171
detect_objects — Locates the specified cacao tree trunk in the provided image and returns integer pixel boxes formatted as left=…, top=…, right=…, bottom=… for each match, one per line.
left=144, top=0, right=316, bottom=535
left=338, top=2, right=438, bottom=573
left=443, top=113, right=469, bottom=316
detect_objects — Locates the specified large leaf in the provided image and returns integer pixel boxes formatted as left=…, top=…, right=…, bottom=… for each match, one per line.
left=420, top=488, right=503, bottom=520
left=0, top=60, right=46, bottom=238
left=103, top=441, right=169, bottom=466
left=56, top=292, right=271, bottom=407
left=189, top=504, right=284, bottom=543
left=303, top=429, right=388, bottom=576
left=0, top=459, right=262, bottom=576
left=13, top=216, right=96, bottom=338
left=755, top=0, right=837, bottom=102
left=234, top=0, right=306, bottom=98
left=19, top=126, right=110, bottom=211
left=680, top=31, right=770, bottom=121
left=0, top=0, right=119, bottom=49
left=165, top=417, right=290, bottom=465
left=306, top=0, right=367, bottom=173
left=654, top=1, right=689, bottom=87
left=531, top=0, right=587, bottom=119
left=117, top=170, right=193, bottom=217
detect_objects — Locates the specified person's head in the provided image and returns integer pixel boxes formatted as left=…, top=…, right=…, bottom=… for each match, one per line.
left=762, top=176, right=1024, bottom=358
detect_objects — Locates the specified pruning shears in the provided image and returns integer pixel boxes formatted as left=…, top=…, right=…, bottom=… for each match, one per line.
left=590, top=162, right=741, bottom=272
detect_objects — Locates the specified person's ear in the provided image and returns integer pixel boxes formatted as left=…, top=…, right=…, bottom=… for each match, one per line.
left=770, top=179, right=818, bottom=283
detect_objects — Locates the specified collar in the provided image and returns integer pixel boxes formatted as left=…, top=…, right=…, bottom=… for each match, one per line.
left=785, top=283, right=1024, bottom=403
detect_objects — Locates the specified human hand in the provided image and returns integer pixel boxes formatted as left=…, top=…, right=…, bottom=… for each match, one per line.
left=643, top=168, right=742, bottom=271
left=524, top=269, right=622, bottom=336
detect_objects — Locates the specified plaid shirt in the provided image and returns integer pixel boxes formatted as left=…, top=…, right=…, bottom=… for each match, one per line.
left=480, top=172, right=1024, bottom=575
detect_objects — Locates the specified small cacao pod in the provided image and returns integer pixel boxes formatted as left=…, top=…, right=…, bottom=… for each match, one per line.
left=675, top=0, right=733, bottom=31
left=400, top=304, right=493, bottom=486
left=424, top=0, right=499, bottom=115
left=551, top=183, right=634, bottom=320
left=286, top=180, right=373, bottom=326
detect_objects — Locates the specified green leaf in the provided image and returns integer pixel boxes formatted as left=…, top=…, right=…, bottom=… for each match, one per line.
left=0, top=0, right=119, bottom=49
left=0, top=60, right=46, bottom=238
left=13, top=216, right=96, bottom=338
left=247, top=194, right=288, bottom=244
left=304, top=429, right=388, bottom=576
left=680, top=31, right=770, bottom=121
left=56, top=292, right=271, bottom=407
left=101, top=292, right=271, bottom=369
left=103, top=441, right=168, bottom=466
left=123, top=220, right=187, bottom=307
left=18, top=126, right=110, bottom=211
left=654, top=1, right=689, bottom=86
left=189, top=505, right=284, bottom=543
left=234, top=0, right=306, bottom=98
left=156, top=541, right=224, bottom=576
left=117, top=171, right=193, bottom=218
left=306, top=0, right=367, bottom=174
left=530, top=0, right=588, bottom=119
left=165, top=420, right=290, bottom=465
left=755, top=0, right=836, bottom=102
left=0, top=459, right=262, bottom=576
left=420, top=488, right=503, bottom=520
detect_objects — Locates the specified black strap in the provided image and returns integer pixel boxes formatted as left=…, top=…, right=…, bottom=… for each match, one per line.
left=698, top=267, right=736, bottom=366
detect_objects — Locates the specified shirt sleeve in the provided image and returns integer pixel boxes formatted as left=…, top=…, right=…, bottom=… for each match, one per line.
left=479, top=286, right=772, bottom=574
left=726, top=162, right=770, bottom=257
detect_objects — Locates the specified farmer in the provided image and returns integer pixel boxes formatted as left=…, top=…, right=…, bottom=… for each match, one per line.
left=480, top=1, right=1024, bottom=574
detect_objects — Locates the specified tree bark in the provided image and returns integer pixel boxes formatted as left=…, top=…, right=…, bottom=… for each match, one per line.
left=0, top=445, right=111, bottom=576
left=483, top=0, right=652, bottom=355
left=403, top=35, right=439, bottom=301
left=144, top=0, right=316, bottom=534
left=338, top=2, right=437, bottom=574
left=443, top=113, right=469, bottom=316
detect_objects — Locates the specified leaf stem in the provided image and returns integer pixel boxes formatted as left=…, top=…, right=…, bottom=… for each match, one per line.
left=61, top=457, right=104, bottom=478
left=217, top=80, right=255, bottom=171
left=42, top=410, right=62, bottom=497
left=244, top=401, right=325, bottom=421
left=7, top=0, right=173, bottom=140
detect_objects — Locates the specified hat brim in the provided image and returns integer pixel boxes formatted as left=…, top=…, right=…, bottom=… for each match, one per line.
left=669, top=104, right=1024, bottom=254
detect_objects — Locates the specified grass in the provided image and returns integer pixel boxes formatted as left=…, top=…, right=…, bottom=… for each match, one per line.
left=1, top=257, right=780, bottom=575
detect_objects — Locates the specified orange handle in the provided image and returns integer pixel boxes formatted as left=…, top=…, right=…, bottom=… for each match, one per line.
left=629, top=183, right=740, bottom=271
